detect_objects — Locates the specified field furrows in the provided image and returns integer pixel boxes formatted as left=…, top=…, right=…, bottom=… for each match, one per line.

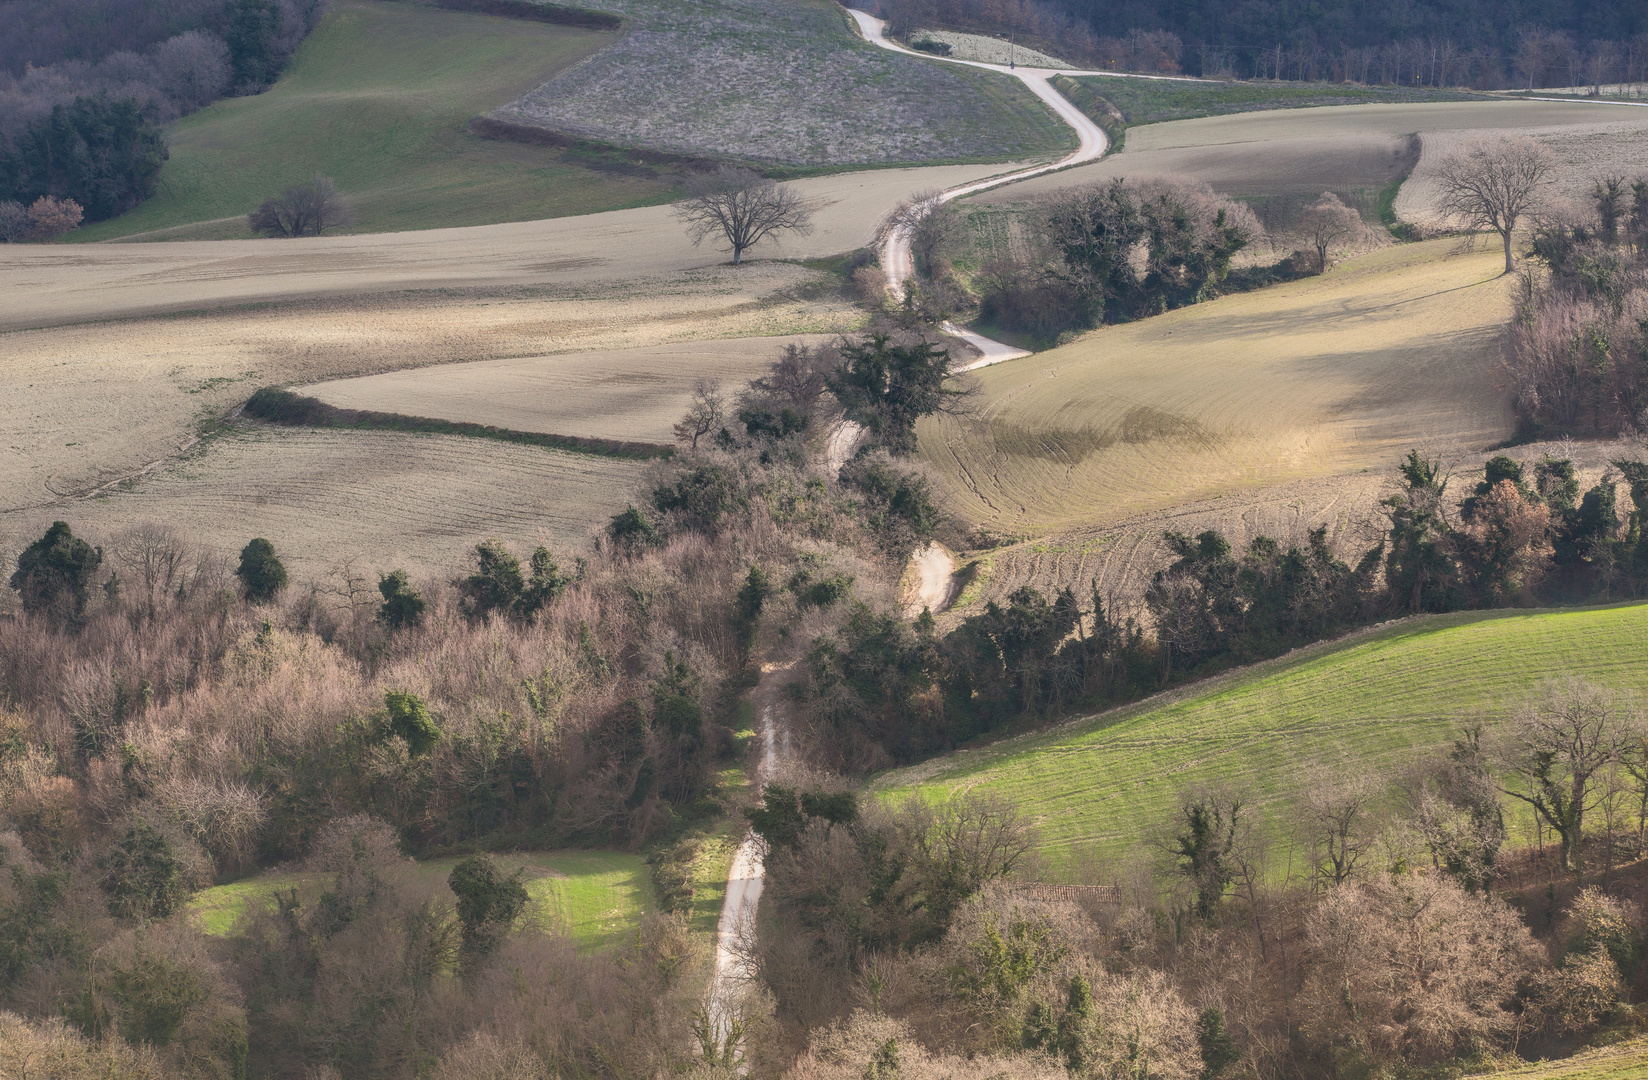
left=918, top=240, right=1515, bottom=538
left=0, top=428, right=646, bottom=581
left=878, top=604, right=1648, bottom=874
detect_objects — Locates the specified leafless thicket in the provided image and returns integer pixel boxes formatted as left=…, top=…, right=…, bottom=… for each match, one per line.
left=247, top=174, right=352, bottom=238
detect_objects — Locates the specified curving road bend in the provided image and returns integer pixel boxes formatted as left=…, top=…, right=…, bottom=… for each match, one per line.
left=706, top=17, right=1122, bottom=1057
left=846, top=9, right=1113, bottom=370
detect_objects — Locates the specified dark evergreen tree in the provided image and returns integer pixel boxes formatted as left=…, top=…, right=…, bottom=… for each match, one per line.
left=236, top=537, right=286, bottom=602
left=9, top=521, right=103, bottom=622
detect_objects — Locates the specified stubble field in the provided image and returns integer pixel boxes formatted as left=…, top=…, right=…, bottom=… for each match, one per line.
left=916, top=239, right=1514, bottom=539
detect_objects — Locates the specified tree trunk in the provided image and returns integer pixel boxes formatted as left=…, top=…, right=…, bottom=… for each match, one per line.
left=1501, top=229, right=1514, bottom=274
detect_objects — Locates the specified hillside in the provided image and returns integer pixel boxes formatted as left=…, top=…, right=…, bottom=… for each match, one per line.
left=494, top=0, right=1074, bottom=167
left=874, top=603, right=1648, bottom=877
left=914, top=238, right=1512, bottom=537
left=74, top=0, right=649, bottom=241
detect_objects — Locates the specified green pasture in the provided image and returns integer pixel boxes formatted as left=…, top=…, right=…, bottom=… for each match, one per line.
left=1071, top=74, right=1481, bottom=128
left=874, top=604, right=1648, bottom=878
left=189, top=850, right=654, bottom=950
left=1490, top=1038, right=1648, bottom=1080
left=77, top=1, right=675, bottom=241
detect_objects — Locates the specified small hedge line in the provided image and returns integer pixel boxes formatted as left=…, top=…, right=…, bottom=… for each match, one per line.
left=432, top=0, right=622, bottom=32
left=242, top=387, right=672, bottom=460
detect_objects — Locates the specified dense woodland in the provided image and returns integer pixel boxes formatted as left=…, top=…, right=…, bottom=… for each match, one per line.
left=870, top=0, right=1648, bottom=86
left=0, top=0, right=329, bottom=225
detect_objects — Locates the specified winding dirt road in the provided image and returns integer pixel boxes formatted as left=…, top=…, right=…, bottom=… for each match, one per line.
left=705, top=20, right=1116, bottom=1056
left=846, top=9, right=1113, bottom=371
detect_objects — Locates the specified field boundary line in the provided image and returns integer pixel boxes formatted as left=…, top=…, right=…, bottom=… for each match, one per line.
left=242, top=387, right=674, bottom=460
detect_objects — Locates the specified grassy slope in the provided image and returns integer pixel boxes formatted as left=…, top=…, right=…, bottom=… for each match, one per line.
left=1489, top=1038, right=1648, bottom=1080
left=1070, top=75, right=1481, bottom=128
left=874, top=604, right=1648, bottom=878
left=76, top=1, right=672, bottom=241
left=190, top=851, right=655, bottom=950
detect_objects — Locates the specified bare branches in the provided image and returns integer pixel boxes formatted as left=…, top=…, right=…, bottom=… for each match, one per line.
left=673, top=166, right=813, bottom=265
left=672, top=378, right=725, bottom=451
left=248, top=174, right=352, bottom=238
left=1299, top=191, right=1371, bottom=272
left=1433, top=136, right=1553, bottom=274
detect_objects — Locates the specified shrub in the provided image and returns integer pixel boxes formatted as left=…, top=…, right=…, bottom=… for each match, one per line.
left=458, top=540, right=567, bottom=622
left=607, top=505, right=659, bottom=548
left=97, top=822, right=190, bottom=921
left=26, top=196, right=84, bottom=241
left=383, top=691, right=441, bottom=757
left=375, top=570, right=425, bottom=630
left=448, top=855, right=528, bottom=957
left=9, top=521, right=103, bottom=622
left=235, top=538, right=286, bottom=602
left=247, top=175, right=352, bottom=238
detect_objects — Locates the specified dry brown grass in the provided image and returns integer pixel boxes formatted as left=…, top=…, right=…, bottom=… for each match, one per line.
left=917, top=238, right=1514, bottom=538
left=0, top=427, right=649, bottom=582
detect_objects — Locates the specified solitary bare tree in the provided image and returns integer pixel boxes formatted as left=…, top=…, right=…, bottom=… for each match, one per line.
left=674, top=166, right=813, bottom=265
left=672, top=378, right=725, bottom=450
left=1498, top=678, right=1634, bottom=875
left=1433, top=136, right=1553, bottom=274
left=248, top=174, right=352, bottom=238
left=1299, top=191, right=1369, bottom=272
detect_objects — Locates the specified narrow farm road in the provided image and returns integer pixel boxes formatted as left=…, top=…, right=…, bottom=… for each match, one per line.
left=846, top=9, right=1114, bottom=370
left=705, top=16, right=1129, bottom=1058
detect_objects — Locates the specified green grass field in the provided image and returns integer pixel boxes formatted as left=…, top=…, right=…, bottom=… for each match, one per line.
left=1069, top=74, right=1482, bottom=128
left=874, top=604, right=1648, bottom=878
left=76, top=1, right=677, bottom=241
left=190, top=850, right=655, bottom=950
left=1488, top=1038, right=1648, bottom=1080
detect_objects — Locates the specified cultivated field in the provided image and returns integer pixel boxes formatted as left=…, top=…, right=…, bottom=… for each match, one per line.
left=1399, top=121, right=1648, bottom=229
left=946, top=434, right=1645, bottom=616
left=1, top=160, right=1009, bottom=329
left=496, top=0, right=1073, bottom=166
left=1071, top=74, right=1481, bottom=127
left=916, top=239, right=1513, bottom=538
left=908, top=28, right=1072, bottom=68
left=0, top=262, right=852, bottom=516
left=307, top=334, right=837, bottom=444
left=190, top=851, right=655, bottom=950
left=983, top=98, right=1648, bottom=204
left=73, top=1, right=644, bottom=242
left=0, top=426, right=648, bottom=584
left=874, top=603, right=1648, bottom=877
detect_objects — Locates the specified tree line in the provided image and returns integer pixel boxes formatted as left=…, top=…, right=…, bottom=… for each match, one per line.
left=864, top=0, right=1648, bottom=88
left=0, top=0, right=330, bottom=230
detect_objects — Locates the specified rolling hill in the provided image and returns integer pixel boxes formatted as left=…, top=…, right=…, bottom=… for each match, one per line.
left=874, top=603, right=1648, bottom=878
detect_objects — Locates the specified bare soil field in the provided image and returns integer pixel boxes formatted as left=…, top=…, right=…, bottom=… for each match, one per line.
left=306, top=335, right=835, bottom=444
left=0, top=161, right=1011, bottom=331
left=916, top=238, right=1513, bottom=538
left=496, top=0, right=1073, bottom=166
left=1398, top=120, right=1648, bottom=229
left=0, top=427, right=646, bottom=586
left=0, top=263, right=857, bottom=516
left=980, top=99, right=1648, bottom=205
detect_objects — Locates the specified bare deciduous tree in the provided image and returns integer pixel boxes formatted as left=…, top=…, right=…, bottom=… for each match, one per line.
left=1498, top=678, right=1635, bottom=874
left=674, top=166, right=813, bottom=265
left=672, top=378, right=725, bottom=450
left=1304, top=770, right=1374, bottom=887
left=248, top=174, right=353, bottom=238
left=1433, top=136, right=1553, bottom=274
left=1299, top=191, right=1369, bottom=272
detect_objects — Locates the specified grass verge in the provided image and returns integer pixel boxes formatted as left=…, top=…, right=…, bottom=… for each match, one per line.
left=873, top=603, right=1648, bottom=878
left=1068, top=75, right=1484, bottom=128
left=190, top=850, right=655, bottom=950
left=1486, top=1037, right=1648, bottom=1079
left=74, top=0, right=679, bottom=241
left=243, top=387, right=672, bottom=460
